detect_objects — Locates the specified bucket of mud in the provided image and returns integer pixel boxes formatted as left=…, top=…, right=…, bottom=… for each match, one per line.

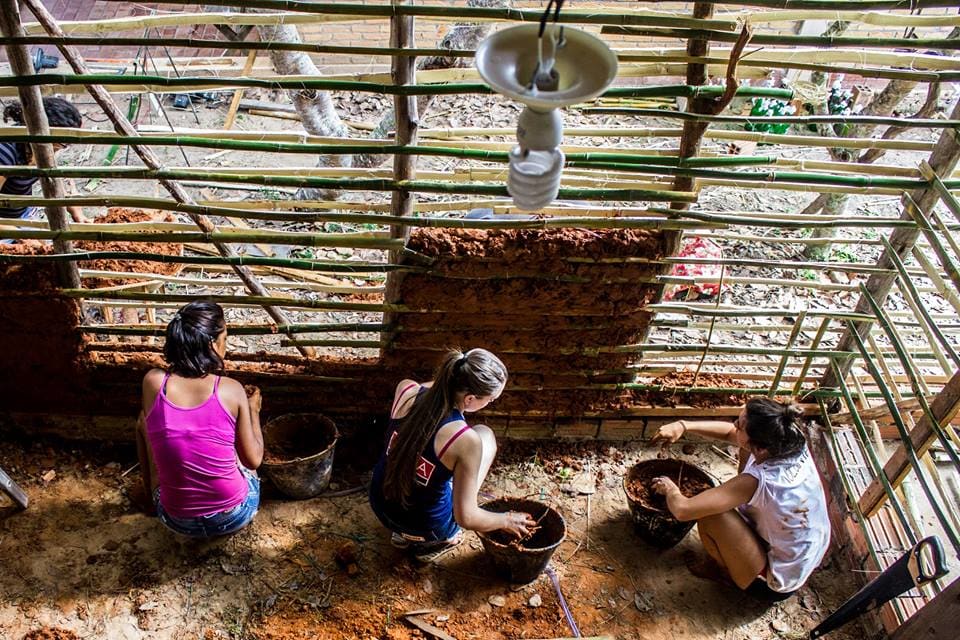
left=623, top=458, right=715, bottom=549
left=261, top=413, right=339, bottom=499
left=478, top=498, right=566, bottom=584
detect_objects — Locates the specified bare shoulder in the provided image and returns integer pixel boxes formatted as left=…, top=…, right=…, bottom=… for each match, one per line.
left=395, top=378, right=420, bottom=396
left=142, top=368, right=166, bottom=391
left=219, top=376, right=246, bottom=399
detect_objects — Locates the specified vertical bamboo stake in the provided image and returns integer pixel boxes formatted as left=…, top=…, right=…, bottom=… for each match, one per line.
left=224, top=50, right=258, bottom=130
left=22, top=0, right=313, bottom=357
left=0, top=0, right=80, bottom=289
left=381, top=0, right=418, bottom=350
left=792, top=317, right=830, bottom=397
left=911, top=245, right=960, bottom=317
left=768, top=310, right=806, bottom=398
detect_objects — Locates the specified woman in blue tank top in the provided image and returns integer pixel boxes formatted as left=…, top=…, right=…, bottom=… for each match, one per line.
left=369, top=348, right=535, bottom=562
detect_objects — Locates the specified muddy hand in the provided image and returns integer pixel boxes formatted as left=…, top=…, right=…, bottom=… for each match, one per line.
left=245, top=386, right=262, bottom=413
left=651, top=476, right=678, bottom=496
left=501, top=510, right=538, bottom=538
left=650, top=420, right=686, bottom=447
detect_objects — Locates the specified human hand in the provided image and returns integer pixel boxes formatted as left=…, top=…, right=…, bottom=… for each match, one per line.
left=650, top=420, right=686, bottom=446
left=245, top=385, right=262, bottom=413
left=651, top=476, right=679, bottom=497
left=499, top=510, right=537, bottom=538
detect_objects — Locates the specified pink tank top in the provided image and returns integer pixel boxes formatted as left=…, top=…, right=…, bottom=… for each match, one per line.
left=145, top=373, right=248, bottom=518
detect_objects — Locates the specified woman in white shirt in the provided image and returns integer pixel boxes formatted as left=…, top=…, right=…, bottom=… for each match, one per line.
left=651, top=398, right=830, bottom=602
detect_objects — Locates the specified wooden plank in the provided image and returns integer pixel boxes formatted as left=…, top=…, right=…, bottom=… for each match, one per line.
left=554, top=420, right=601, bottom=440
left=860, top=369, right=960, bottom=517
left=224, top=50, right=258, bottom=130
left=597, top=418, right=646, bottom=440
left=891, top=576, right=960, bottom=640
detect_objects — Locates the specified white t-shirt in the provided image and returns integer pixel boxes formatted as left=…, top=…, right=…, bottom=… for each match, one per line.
left=737, top=446, right=831, bottom=593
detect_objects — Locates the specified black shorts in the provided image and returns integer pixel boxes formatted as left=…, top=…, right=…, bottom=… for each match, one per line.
left=746, top=577, right=796, bottom=603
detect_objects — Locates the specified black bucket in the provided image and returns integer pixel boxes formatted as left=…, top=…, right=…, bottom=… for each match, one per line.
left=478, top=498, right=566, bottom=584
left=623, top=458, right=716, bottom=549
left=261, top=413, right=338, bottom=499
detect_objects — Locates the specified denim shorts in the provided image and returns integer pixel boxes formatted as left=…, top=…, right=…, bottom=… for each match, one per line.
left=0, top=207, right=40, bottom=244
left=155, top=467, right=260, bottom=538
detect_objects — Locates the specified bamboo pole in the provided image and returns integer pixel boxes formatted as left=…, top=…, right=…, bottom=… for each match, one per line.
left=20, top=0, right=316, bottom=357
left=0, top=0, right=79, bottom=289
left=76, top=269, right=383, bottom=296
left=602, top=24, right=960, bottom=52
left=911, top=246, right=960, bottom=318
left=0, top=71, right=797, bottom=100
left=62, top=289, right=402, bottom=313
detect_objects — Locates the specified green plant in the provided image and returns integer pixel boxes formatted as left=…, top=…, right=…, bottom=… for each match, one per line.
left=800, top=269, right=819, bottom=281
left=744, top=97, right=794, bottom=135
left=831, top=248, right=858, bottom=263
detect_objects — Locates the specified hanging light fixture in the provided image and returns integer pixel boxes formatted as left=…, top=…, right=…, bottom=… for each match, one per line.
left=475, top=0, right=617, bottom=211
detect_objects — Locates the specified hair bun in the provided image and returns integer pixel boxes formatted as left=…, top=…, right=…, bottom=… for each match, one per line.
left=3, top=102, right=24, bottom=125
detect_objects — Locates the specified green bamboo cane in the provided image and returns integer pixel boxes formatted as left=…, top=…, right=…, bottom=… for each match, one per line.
left=90, top=1, right=741, bottom=30
left=603, top=25, right=960, bottom=52
left=91, top=0, right=960, bottom=19
left=0, top=167, right=698, bottom=202
left=0, top=73, right=796, bottom=100
left=0, top=131, right=782, bottom=169
left=816, top=397, right=912, bottom=623
left=831, top=363, right=919, bottom=544
left=860, top=286, right=960, bottom=470
left=647, top=303, right=875, bottom=322
left=0, top=163, right=942, bottom=192
left=61, top=289, right=404, bottom=312
left=280, top=339, right=382, bottom=349
left=3, top=194, right=947, bottom=233
left=584, top=108, right=960, bottom=130
left=846, top=322, right=960, bottom=553
left=768, top=311, right=807, bottom=398
left=903, top=193, right=960, bottom=294
left=881, top=238, right=960, bottom=368
left=0, top=227, right=403, bottom=248
left=80, top=322, right=390, bottom=336
left=793, top=318, right=833, bottom=397
left=0, top=250, right=416, bottom=273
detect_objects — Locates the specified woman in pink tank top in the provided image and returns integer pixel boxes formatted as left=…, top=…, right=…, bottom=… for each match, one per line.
left=136, top=301, right=264, bottom=538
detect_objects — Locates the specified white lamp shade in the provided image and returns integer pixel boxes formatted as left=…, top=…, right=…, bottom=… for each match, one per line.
left=475, top=24, right=618, bottom=111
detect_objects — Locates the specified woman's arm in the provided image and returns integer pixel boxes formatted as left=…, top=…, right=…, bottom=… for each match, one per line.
left=450, top=431, right=534, bottom=536
left=653, top=473, right=758, bottom=522
left=650, top=419, right=739, bottom=446
left=226, top=378, right=263, bottom=469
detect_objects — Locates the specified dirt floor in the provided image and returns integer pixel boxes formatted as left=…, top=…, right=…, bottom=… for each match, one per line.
left=0, top=436, right=862, bottom=640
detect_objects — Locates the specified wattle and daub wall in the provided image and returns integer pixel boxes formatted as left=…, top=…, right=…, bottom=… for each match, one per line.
left=0, top=227, right=666, bottom=441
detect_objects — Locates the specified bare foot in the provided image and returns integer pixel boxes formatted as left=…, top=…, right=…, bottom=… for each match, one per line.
left=683, top=550, right=735, bottom=587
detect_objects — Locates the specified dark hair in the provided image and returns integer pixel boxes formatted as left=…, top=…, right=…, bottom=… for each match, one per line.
left=163, top=301, right=226, bottom=378
left=3, top=97, right=82, bottom=128
left=3, top=97, right=82, bottom=164
left=743, top=397, right=806, bottom=459
left=383, top=348, right=507, bottom=504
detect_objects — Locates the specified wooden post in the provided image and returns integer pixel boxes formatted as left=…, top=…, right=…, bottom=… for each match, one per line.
left=821, top=97, right=960, bottom=391
left=381, top=0, right=419, bottom=350
left=0, top=0, right=80, bottom=289
left=224, top=50, right=258, bottom=130
left=890, top=575, right=960, bottom=640
left=21, top=0, right=314, bottom=357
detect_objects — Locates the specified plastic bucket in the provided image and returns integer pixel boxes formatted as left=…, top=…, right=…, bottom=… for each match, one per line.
left=478, top=498, right=566, bottom=584
left=623, top=458, right=716, bottom=549
left=261, top=413, right=338, bottom=499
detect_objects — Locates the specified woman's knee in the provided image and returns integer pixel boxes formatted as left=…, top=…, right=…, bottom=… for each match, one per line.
left=472, top=424, right=498, bottom=454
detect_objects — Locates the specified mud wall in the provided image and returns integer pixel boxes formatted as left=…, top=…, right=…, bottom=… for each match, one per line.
left=382, top=228, right=666, bottom=416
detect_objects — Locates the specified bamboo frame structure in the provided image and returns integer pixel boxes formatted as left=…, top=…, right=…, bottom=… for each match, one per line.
left=2, top=2, right=960, bottom=631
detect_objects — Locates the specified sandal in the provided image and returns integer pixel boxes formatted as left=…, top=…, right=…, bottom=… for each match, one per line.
left=412, top=530, right=465, bottom=563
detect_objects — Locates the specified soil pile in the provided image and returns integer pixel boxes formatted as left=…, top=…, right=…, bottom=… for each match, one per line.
left=385, top=228, right=665, bottom=416
left=633, top=371, right=750, bottom=408
left=21, top=629, right=80, bottom=640
left=625, top=467, right=713, bottom=512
